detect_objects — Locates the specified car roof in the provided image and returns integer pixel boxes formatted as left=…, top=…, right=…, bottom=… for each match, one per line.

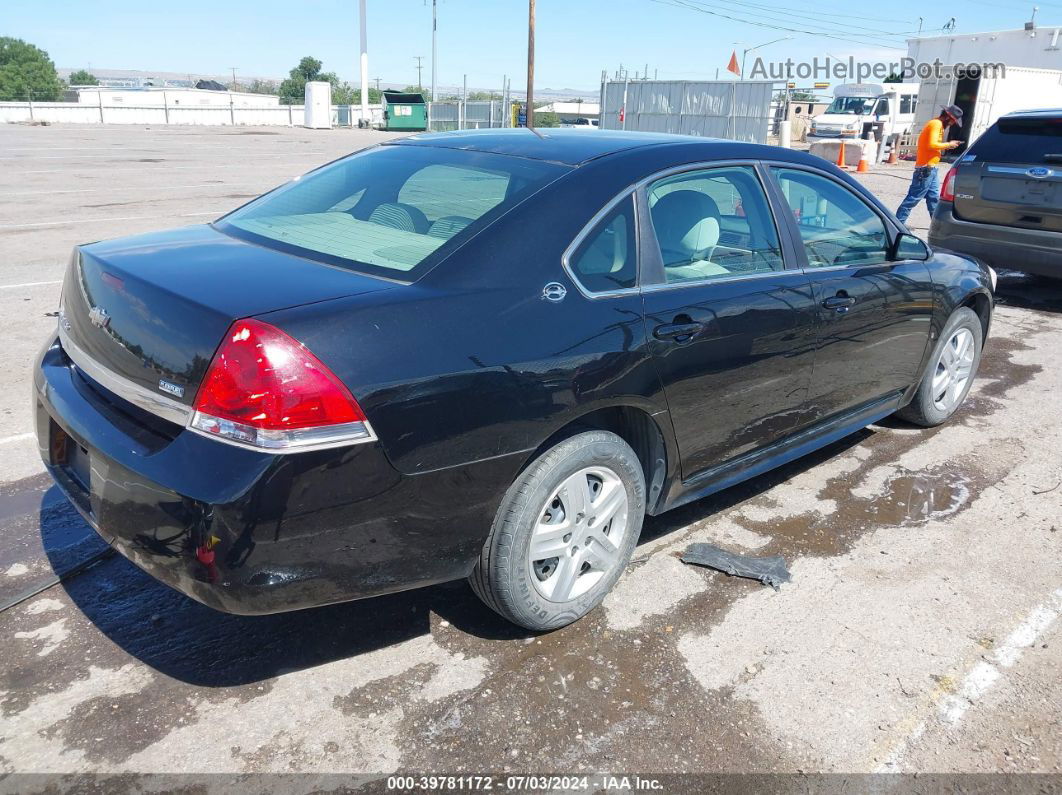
left=1003, top=108, right=1062, bottom=118
left=387, top=128, right=756, bottom=167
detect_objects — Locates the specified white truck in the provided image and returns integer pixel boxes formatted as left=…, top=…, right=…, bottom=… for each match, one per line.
left=808, top=83, right=920, bottom=142
left=911, top=65, right=1062, bottom=152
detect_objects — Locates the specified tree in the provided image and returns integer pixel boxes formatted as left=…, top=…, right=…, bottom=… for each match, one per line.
left=884, top=72, right=903, bottom=83
left=348, top=87, right=383, bottom=104
left=535, top=111, right=560, bottom=128
left=402, top=85, right=430, bottom=101
left=240, top=78, right=278, bottom=95
left=67, top=69, right=98, bottom=86
left=278, top=56, right=340, bottom=104
left=467, top=90, right=495, bottom=101
left=0, top=37, right=63, bottom=101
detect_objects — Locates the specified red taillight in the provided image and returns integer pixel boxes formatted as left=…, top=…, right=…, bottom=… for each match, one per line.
left=190, top=318, right=373, bottom=451
left=940, top=166, right=958, bottom=202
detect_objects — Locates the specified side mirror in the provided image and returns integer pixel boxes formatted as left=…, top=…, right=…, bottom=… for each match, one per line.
left=889, top=232, right=930, bottom=262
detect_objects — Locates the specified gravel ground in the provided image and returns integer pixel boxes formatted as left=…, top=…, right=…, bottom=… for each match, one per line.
left=0, top=124, right=1059, bottom=787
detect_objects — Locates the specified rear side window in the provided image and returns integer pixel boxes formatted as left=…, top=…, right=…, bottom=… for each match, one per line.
left=968, top=116, right=1062, bottom=164
left=646, top=165, right=784, bottom=284
left=218, top=146, right=568, bottom=280
left=567, top=196, right=637, bottom=293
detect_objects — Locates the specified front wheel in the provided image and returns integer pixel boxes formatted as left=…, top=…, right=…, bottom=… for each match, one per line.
left=897, top=306, right=983, bottom=427
left=470, top=431, right=645, bottom=631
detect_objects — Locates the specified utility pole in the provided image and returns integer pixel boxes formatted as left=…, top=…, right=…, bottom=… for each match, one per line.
left=374, top=77, right=381, bottom=92
left=414, top=56, right=424, bottom=91
left=526, top=0, right=535, bottom=128
left=431, top=0, right=437, bottom=102
left=741, top=36, right=791, bottom=80
left=359, top=0, right=369, bottom=126
left=230, top=67, right=238, bottom=91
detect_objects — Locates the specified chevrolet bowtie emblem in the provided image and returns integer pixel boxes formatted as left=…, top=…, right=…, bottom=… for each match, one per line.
left=88, top=306, right=110, bottom=329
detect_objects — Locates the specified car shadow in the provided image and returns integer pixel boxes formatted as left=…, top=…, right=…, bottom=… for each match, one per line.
left=993, top=269, right=1062, bottom=314
left=41, top=429, right=873, bottom=688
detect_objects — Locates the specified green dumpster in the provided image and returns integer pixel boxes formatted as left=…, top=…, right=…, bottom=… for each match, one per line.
left=383, top=91, right=428, bottom=132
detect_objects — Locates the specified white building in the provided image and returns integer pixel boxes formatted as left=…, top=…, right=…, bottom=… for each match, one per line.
left=535, top=101, right=600, bottom=123
left=75, top=86, right=280, bottom=108
left=906, top=25, right=1062, bottom=71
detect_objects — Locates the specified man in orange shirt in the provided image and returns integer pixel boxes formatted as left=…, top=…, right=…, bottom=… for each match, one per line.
left=896, top=105, right=964, bottom=223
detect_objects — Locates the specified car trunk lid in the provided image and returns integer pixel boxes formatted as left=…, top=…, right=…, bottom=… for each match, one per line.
left=60, top=224, right=393, bottom=412
left=953, top=114, right=1062, bottom=233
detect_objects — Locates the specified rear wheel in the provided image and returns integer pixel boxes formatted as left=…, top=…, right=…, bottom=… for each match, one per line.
left=470, top=431, right=645, bottom=631
left=897, top=306, right=983, bottom=427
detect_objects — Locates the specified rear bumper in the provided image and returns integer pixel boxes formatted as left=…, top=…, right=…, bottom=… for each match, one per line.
left=34, top=334, right=514, bottom=615
left=930, top=203, right=1062, bottom=278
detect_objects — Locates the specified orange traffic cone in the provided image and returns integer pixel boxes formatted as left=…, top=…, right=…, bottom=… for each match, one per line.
left=886, top=139, right=899, bottom=165
left=857, top=146, right=870, bottom=173
left=836, top=140, right=847, bottom=168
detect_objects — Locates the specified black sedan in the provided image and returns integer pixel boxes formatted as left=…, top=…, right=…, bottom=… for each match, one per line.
left=34, top=129, right=994, bottom=631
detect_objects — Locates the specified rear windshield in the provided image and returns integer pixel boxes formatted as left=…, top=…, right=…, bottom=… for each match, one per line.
left=968, top=116, right=1062, bottom=164
left=216, top=144, right=569, bottom=281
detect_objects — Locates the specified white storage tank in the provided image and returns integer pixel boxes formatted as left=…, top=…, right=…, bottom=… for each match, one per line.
left=304, top=81, right=332, bottom=129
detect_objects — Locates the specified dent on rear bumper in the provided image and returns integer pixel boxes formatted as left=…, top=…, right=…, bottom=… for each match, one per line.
left=34, top=336, right=516, bottom=615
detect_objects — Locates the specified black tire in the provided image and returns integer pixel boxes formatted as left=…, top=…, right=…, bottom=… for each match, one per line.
left=470, top=430, right=646, bottom=631
left=897, top=306, right=983, bottom=427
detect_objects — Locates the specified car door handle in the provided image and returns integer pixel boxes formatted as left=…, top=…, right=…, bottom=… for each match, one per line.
left=653, top=322, right=704, bottom=341
left=822, top=295, right=856, bottom=313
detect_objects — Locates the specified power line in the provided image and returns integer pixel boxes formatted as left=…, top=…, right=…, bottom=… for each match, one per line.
left=665, top=0, right=922, bottom=41
left=650, top=0, right=910, bottom=49
left=684, top=0, right=923, bottom=37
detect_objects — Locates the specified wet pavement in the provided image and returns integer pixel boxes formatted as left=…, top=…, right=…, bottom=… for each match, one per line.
left=0, top=126, right=1060, bottom=783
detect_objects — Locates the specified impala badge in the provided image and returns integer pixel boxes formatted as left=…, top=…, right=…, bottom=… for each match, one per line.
left=158, top=379, right=185, bottom=398
left=88, top=305, right=110, bottom=329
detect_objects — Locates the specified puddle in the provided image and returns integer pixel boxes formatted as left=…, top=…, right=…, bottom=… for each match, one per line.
left=867, top=468, right=972, bottom=526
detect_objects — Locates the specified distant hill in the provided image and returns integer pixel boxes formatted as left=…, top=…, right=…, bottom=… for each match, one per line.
left=57, top=67, right=598, bottom=101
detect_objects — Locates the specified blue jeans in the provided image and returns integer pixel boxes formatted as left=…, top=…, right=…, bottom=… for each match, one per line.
left=896, top=166, right=941, bottom=223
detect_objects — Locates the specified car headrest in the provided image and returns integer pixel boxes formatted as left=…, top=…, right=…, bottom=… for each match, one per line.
left=368, top=202, right=429, bottom=234
left=651, top=190, right=721, bottom=261
left=427, top=215, right=474, bottom=240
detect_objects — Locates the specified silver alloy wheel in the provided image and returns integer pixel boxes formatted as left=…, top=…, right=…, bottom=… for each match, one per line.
left=528, top=465, right=629, bottom=602
left=931, top=327, right=976, bottom=413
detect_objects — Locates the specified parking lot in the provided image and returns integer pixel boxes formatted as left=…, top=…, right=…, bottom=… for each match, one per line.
left=1, top=124, right=1060, bottom=779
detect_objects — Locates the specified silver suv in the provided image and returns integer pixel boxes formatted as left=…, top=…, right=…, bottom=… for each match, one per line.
left=929, top=109, right=1062, bottom=280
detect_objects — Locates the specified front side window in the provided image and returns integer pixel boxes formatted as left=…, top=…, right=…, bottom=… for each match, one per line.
left=772, top=168, right=889, bottom=268
left=567, top=196, right=637, bottom=293
left=646, top=166, right=784, bottom=284
left=218, top=145, right=568, bottom=280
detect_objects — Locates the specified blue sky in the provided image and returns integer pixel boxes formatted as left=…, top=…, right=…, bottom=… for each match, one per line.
left=5, top=0, right=1057, bottom=90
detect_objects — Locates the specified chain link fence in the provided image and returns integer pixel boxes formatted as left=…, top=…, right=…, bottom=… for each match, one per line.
left=600, top=80, right=776, bottom=143
left=426, top=100, right=507, bottom=132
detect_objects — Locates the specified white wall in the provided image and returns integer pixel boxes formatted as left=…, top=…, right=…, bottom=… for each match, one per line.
left=0, top=103, right=384, bottom=127
left=907, top=27, right=1062, bottom=71
left=76, top=88, right=280, bottom=107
